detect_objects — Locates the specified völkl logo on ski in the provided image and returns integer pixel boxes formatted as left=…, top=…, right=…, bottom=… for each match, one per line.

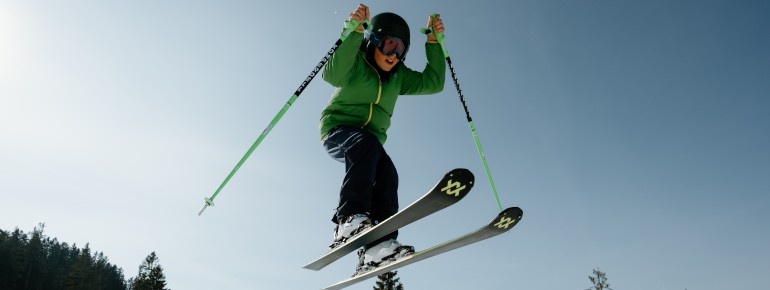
left=440, top=179, right=467, bottom=197
left=493, top=216, right=517, bottom=229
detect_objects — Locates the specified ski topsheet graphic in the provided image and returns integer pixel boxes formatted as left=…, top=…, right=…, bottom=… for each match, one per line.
left=303, top=168, right=475, bottom=271
left=321, top=207, right=524, bottom=290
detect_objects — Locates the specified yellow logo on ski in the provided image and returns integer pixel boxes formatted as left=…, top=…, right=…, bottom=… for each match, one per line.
left=493, top=216, right=516, bottom=229
left=441, top=180, right=467, bottom=197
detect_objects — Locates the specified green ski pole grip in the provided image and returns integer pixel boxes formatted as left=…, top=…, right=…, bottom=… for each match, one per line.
left=420, top=14, right=448, bottom=58
left=341, top=19, right=370, bottom=41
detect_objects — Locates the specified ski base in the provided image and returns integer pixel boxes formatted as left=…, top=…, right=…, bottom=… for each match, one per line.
left=321, top=207, right=524, bottom=290
left=303, top=168, right=475, bottom=271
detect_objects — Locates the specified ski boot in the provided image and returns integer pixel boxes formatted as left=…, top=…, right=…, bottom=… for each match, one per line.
left=331, top=214, right=375, bottom=249
left=353, top=239, right=415, bottom=276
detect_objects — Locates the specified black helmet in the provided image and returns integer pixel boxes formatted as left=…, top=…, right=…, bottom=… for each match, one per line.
left=365, top=12, right=410, bottom=59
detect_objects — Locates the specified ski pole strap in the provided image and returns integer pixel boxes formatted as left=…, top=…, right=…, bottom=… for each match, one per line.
left=341, top=19, right=369, bottom=42
left=420, top=14, right=449, bottom=58
left=198, top=19, right=369, bottom=216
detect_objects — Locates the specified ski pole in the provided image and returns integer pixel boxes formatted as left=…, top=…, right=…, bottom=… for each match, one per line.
left=198, top=19, right=369, bottom=216
left=422, top=15, right=504, bottom=212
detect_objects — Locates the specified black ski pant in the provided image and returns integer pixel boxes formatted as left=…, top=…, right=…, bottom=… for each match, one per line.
left=323, top=125, right=399, bottom=246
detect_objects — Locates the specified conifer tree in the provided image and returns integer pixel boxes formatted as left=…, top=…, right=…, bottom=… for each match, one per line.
left=586, top=268, right=613, bottom=290
left=130, top=252, right=168, bottom=290
left=0, top=224, right=127, bottom=290
left=373, top=271, right=404, bottom=290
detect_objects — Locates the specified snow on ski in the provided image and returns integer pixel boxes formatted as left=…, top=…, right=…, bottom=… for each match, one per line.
left=321, top=206, right=523, bottom=290
left=303, top=168, right=475, bottom=271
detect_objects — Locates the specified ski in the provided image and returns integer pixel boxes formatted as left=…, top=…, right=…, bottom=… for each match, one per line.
left=303, top=168, right=475, bottom=271
left=321, top=206, right=523, bottom=290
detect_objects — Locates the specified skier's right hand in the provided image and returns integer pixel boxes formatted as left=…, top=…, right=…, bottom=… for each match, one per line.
left=348, top=3, right=369, bottom=33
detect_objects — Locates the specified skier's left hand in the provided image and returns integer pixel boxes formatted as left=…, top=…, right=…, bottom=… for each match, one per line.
left=426, top=14, right=444, bottom=42
left=349, top=4, right=370, bottom=33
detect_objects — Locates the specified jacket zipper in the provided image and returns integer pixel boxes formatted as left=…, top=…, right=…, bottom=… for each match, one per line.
left=361, top=60, right=382, bottom=128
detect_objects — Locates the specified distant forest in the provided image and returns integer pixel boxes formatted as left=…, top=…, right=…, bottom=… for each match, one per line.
left=0, top=224, right=167, bottom=290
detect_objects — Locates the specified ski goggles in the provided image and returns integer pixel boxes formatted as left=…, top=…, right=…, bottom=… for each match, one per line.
left=365, top=31, right=408, bottom=60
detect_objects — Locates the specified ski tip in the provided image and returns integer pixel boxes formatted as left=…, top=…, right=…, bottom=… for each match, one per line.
left=488, top=207, right=523, bottom=232
left=437, top=168, right=474, bottom=199
left=449, top=168, right=475, bottom=185
left=501, top=206, right=523, bottom=218
left=428, top=168, right=475, bottom=202
left=448, top=168, right=474, bottom=181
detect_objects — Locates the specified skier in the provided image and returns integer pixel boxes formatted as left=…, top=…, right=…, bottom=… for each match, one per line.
left=320, top=3, right=446, bottom=274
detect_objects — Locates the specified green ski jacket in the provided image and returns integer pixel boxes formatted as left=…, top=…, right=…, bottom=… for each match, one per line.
left=320, top=31, right=446, bottom=144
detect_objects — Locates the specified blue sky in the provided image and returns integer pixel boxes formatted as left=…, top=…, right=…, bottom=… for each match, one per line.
left=1, top=0, right=768, bottom=289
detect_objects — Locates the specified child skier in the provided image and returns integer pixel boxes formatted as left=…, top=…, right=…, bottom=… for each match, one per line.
left=320, top=4, right=446, bottom=274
